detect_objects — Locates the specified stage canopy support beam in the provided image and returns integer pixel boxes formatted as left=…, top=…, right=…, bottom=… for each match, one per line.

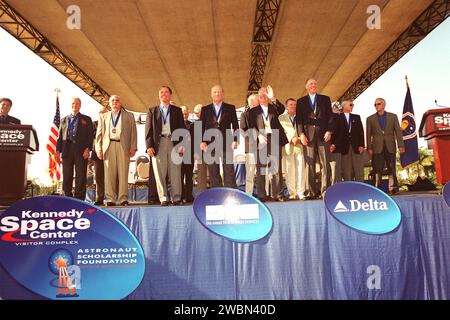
left=0, top=0, right=110, bottom=107
left=339, top=0, right=450, bottom=102
left=247, top=0, right=282, bottom=98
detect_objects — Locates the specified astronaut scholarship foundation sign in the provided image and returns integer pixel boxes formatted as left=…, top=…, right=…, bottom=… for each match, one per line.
left=0, top=196, right=145, bottom=300
left=193, top=188, right=273, bottom=242
left=324, top=181, right=402, bottom=235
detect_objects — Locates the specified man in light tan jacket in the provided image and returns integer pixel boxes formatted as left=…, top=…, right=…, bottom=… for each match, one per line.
left=279, top=98, right=306, bottom=200
left=95, top=95, right=137, bottom=206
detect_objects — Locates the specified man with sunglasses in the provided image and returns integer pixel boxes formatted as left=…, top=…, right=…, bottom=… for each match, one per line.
left=366, top=98, right=405, bottom=195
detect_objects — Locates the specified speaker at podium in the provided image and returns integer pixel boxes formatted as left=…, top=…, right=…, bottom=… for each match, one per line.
left=0, top=124, right=39, bottom=205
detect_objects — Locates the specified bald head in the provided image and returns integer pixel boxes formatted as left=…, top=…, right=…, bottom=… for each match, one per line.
left=211, top=85, right=224, bottom=105
left=305, top=78, right=318, bottom=95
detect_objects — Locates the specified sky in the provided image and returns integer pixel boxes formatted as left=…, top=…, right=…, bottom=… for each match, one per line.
left=0, top=17, right=449, bottom=186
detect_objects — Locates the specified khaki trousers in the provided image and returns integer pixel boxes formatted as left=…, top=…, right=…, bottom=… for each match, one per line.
left=104, top=141, right=130, bottom=204
left=152, top=137, right=182, bottom=202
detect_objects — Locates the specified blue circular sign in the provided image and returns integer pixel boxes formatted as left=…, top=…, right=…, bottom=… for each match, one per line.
left=324, top=182, right=402, bottom=234
left=0, top=196, right=145, bottom=300
left=443, top=182, right=450, bottom=208
left=193, top=188, right=273, bottom=242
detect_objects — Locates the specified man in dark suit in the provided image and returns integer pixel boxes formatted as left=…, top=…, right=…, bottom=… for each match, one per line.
left=145, top=86, right=186, bottom=206
left=329, top=106, right=343, bottom=185
left=56, top=97, right=94, bottom=200
left=0, top=98, right=21, bottom=124
left=193, top=104, right=208, bottom=194
left=180, top=105, right=194, bottom=203
left=339, top=100, right=365, bottom=182
left=91, top=106, right=108, bottom=205
left=249, top=87, right=289, bottom=202
left=240, top=93, right=259, bottom=195
left=366, top=98, right=405, bottom=194
left=296, top=78, right=334, bottom=199
left=200, top=85, right=239, bottom=188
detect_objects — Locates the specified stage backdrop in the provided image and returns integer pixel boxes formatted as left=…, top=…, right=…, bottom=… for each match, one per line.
left=1, top=195, right=450, bottom=299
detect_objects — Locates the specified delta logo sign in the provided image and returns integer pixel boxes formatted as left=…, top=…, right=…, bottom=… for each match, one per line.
left=0, top=196, right=145, bottom=300
left=193, top=188, right=273, bottom=242
left=324, top=182, right=401, bottom=234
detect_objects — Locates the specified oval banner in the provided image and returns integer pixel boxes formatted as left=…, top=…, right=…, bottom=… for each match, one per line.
left=0, top=196, right=145, bottom=300
left=324, top=182, right=401, bottom=234
left=443, top=182, right=450, bottom=208
left=193, top=188, right=273, bottom=242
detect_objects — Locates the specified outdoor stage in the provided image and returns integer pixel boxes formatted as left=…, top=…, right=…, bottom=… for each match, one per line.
left=1, top=192, right=450, bottom=300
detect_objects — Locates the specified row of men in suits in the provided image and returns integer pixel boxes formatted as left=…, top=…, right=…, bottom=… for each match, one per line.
left=295, top=79, right=404, bottom=198
left=55, top=79, right=405, bottom=206
left=56, top=95, right=137, bottom=206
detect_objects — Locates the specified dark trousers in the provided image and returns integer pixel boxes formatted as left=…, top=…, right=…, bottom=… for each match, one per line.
left=304, top=136, right=330, bottom=197
left=93, top=158, right=104, bottom=202
left=147, top=159, right=159, bottom=202
left=207, top=150, right=236, bottom=189
left=372, top=145, right=398, bottom=192
left=62, top=144, right=88, bottom=200
left=255, top=141, right=281, bottom=199
left=181, top=163, right=194, bottom=202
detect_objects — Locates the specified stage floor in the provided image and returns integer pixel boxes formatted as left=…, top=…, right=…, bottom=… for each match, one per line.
left=1, top=192, right=450, bottom=300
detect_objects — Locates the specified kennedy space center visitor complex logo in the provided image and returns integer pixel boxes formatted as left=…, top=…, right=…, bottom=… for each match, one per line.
left=0, top=196, right=145, bottom=300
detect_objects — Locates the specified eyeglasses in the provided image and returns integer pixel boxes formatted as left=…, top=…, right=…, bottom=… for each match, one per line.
left=374, top=102, right=383, bottom=106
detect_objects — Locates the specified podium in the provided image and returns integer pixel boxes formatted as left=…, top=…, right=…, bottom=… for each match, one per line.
left=0, top=124, right=39, bottom=205
left=419, top=108, right=450, bottom=184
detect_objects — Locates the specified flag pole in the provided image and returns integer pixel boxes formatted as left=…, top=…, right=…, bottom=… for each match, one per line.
left=53, top=88, right=61, bottom=194
left=406, top=77, right=421, bottom=177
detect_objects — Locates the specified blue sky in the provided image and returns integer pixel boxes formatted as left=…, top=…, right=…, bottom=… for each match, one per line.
left=0, top=17, right=449, bottom=185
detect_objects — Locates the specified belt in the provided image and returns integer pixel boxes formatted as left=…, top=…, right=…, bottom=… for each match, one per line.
left=160, top=134, right=171, bottom=138
left=110, top=139, right=120, bottom=142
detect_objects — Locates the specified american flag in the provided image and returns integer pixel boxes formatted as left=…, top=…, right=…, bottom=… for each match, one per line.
left=46, top=95, right=61, bottom=182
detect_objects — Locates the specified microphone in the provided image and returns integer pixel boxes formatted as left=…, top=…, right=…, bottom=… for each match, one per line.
left=435, top=100, right=448, bottom=108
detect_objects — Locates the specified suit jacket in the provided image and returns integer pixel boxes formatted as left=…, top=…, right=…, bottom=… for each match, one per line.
left=278, top=113, right=301, bottom=155
left=337, top=113, right=365, bottom=155
left=184, top=119, right=195, bottom=163
left=56, top=113, right=93, bottom=158
left=201, top=102, right=239, bottom=151
left=144, top=104, right=185, bottom=155
left=249, top=105, right=289, bottom=147
left=0, top=115, right=21, bottom=125
left=95, top=108, right=137, bottom=157
left=90, top=120, right=101, bottom=161
left=239, top=109, right=253, bottom=154
left=330, top=113, right=344, bottom=153
left=366, top=111, right=404, bottom=154
left=272, top=99, right=285, bottom=116
left=296, top=94, right=334, bottom=142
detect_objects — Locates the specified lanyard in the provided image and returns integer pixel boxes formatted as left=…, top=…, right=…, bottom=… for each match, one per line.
left=289, top=116, right=296, bottom=127
left=160, top=106, right=170, bottom=125
left=214, top=104, right=223, bottom=121
left=111, top=110, right=121, bottom=128
left=309, top=95, right=317, bottom=113
left=261, top=106, right=269, bottom=122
